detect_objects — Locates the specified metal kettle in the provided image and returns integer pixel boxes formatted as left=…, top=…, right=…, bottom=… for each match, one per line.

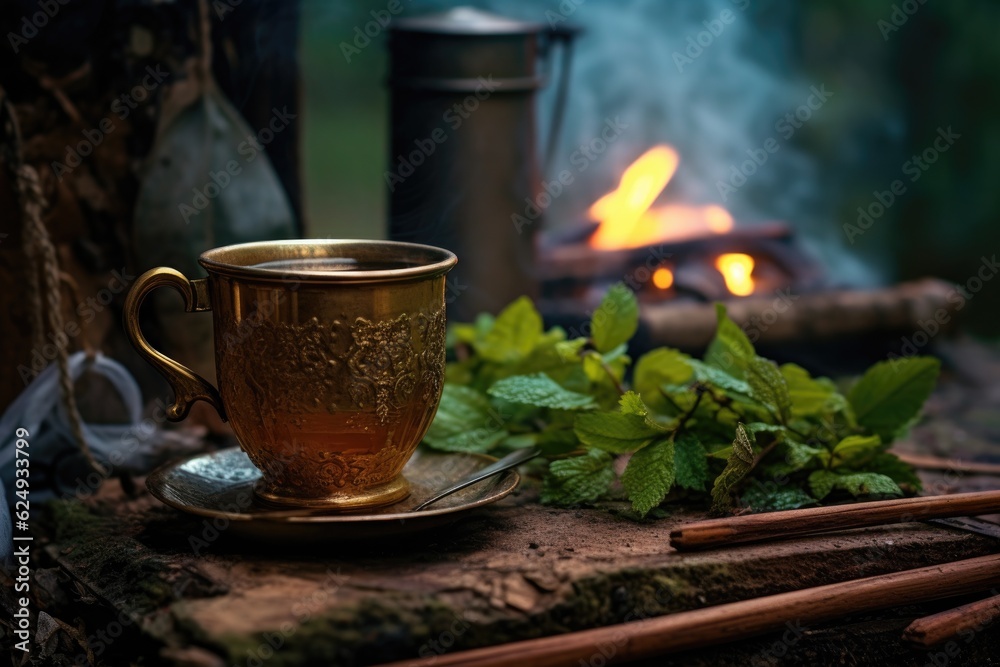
left=386, top=7, right=577, bottom=320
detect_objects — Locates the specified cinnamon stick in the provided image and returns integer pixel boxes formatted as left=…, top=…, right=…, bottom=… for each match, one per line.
left=669, top=490, right=1000, bottom=551
left=894, top=452, right=1000, bottom=477
left=376, top=554, right=1000, bottom=667
left=903, top=593, right=1000, bottom=647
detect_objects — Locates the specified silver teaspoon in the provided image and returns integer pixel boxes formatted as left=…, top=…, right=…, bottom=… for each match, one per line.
left=410, top=447, right=542, bottom=512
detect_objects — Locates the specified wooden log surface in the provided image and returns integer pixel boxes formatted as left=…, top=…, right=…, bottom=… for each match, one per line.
left=640, top=278, right=959, bottom=348
left=20, top=476, right=999, bottom=667
left=378, top=554, right=1000, bottom=667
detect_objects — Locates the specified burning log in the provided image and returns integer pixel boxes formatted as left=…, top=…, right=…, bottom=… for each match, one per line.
left=538, top=143, right=959, bottom=354
left=538, top=144, right=828, bottom=307
left=539, top=222, right=797, bottom=280
left=640, top=278, right=959, bottom=349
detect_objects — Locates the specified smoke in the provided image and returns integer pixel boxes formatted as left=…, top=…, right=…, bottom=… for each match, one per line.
left=415, top=0, right=879, bottom=285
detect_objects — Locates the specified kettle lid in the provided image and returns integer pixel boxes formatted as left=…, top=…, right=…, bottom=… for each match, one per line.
left=389, top=6, right=544, bottom=35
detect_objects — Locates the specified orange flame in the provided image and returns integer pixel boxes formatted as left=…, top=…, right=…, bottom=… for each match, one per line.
left=588, top=144, right=754, bottom=295
left=652, top=267, right=674, bottom=290
left=715, top=253, right=755, bottom=296
left=588, top=145, right=735, bottom=250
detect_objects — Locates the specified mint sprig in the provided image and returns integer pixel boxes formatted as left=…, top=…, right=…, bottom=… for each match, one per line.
left=428, top=283, right=939, bottom=517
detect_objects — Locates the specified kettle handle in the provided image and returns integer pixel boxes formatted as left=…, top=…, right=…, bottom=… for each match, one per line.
left=540, top=24, right=582, bottom=176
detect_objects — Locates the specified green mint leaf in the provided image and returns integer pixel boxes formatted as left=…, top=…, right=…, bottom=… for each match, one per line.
left=745, top=422, right=787, bottom=435
left=746, top=357, right=792, bottom=423
left=689, top=360, right=757, bottom=404
left=574, top=410, right=663, bottom=454
left=424, top=385, right=507, bottom=453
left=449, top=312, right=495, bottom=347
left=591, top=283, right=639, bottom=353
left=619, top=391, right=648, bottom=417
left=707, top=444, right=736, bottom=459
left=622, top=438, right=676, bottom=517
left=534, top=428, right=582, bottom=455
left=866, top=452, right=923, bottom=491
left=541, top=449, right=615, bottom=506
left=555, top=337, right=588, bottom=361
left=476, top=296, right=543, bottom=363
left=830, top=434, right=883, bottom=468
left=501, top=434, right=538, bottom=449
left=705, top=303, right=755, bottom=379
left=837, top=472, right=903, bottom=498
left=635, top=347, right=694, bottom=394
left=739, top=486, right=817, bottom=512
left=780, top=363, right=848, bottom=417
left=620, top=391, right=675, bottom=432
left=782, top=439, right=824, bottom=471
left=423, top=429, right=507, bottom=453
left=675, top=433, right=710, bottom=491
left=847, top=357, right=941, bottom=440
left=710, top=423, right=757, bottom=514
left=809, top=470, right=903, bottom=500
left=809, top=470, right=838, bottom=500
left=488, top=373, right=596, bottom=410
left=582, top=347, right=630, bottom=386
left=508, top=331, right=580, bottom=379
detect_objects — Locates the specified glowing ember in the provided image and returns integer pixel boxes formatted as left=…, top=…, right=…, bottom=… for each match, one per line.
left=652, top=267, right=674, bottom=290
left=715, top=253, right=755, bottom=296
left=588, top=145, right=735, bottom=250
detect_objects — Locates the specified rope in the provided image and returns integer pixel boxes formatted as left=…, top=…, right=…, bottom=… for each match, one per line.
left=2, top=88, right=106, bottom=476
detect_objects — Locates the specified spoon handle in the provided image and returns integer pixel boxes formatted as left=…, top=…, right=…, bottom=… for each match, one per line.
left=411, top=447, right=541, bottom=512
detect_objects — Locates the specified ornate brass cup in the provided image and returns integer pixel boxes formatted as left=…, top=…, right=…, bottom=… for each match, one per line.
left=124, top=240, right=457, bottom=510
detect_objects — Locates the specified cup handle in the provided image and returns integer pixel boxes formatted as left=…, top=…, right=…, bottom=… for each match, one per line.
left=123, top=267, right=226, bottom=422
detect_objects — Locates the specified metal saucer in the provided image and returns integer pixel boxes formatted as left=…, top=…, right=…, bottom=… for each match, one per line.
left=146, top=447, right=519, bottom=540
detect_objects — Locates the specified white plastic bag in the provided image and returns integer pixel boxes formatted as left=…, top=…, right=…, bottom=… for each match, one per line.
left=0, top=352, right=157, bottom=561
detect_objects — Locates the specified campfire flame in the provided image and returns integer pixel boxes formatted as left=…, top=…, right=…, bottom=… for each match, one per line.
left=715, top=253, right=755, bottom=296
left=588, top=145, right=755, bottom=295
left=652, top=267, right=674, bottom=290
